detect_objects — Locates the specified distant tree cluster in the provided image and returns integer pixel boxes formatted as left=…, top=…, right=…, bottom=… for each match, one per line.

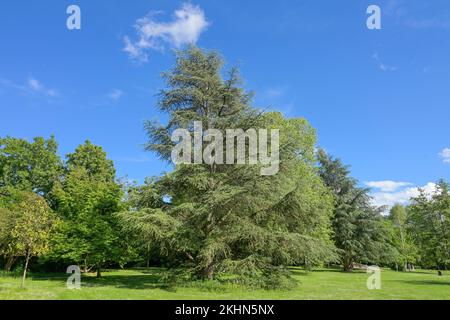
left=317, top=151, right=449, bottom=272
left=407, top=181, right=450, bottom=271
left=1, top=47, right=448, bottom=287
left=0, top=137, right=125, bottom=284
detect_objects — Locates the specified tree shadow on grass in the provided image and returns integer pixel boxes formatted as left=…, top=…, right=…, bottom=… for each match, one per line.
left=31, top=270, right=176, bottom=292
left=30, top=273, right=66, bottom=281
left=408, top=270, right=449, bottom=276
left=289, top=266, right=363, bottom=277
left=83, top=274, right=173, bottom=291
left=396, top=280, right=450, bottom=286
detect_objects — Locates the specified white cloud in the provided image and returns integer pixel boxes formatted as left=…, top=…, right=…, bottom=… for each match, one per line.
left=107, top=89, right=124, bottom=101
left=45, top=89, right=58, bottom=97
left=123, top=3, right=209, bottom=62
left=1, top=77, right=58, bottom=97
left=0, top=78, right=27, bottom=92
left=404, top=18, right=450, bottom=30
left=384, top=0, right=450, bottom=30
left=439, top=148, right=450, bottom=164
left=384, top=0, right=405, bottom=16
left=28, top=77, right=58, bottom=97
left=369, top=182, right=437, bottom=210
left=365, top=180, right=412, bottom=192
left=28, top=78, right=43, bottom=91
left=265, top=87, right=285, bottom=99
left=372, top=53, right=397, bottom=72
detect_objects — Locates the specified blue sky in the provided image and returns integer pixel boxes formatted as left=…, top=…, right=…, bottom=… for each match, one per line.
left=1, top=0, right=449, bottom=207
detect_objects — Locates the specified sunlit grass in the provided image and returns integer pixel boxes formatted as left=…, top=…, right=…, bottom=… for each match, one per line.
left=0, top=267, right=448, bottom=300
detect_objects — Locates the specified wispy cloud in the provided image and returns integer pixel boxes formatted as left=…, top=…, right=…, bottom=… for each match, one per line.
left=404, top=18, right=450, bottom=30
left=365, top=180, right=412, bottom=192
left=28, top=78, right=42, bottom=92
left=0, top=78, right=27, bottom=92
left=440, top=148, right=450, bottom=164
left=1, top=77, right=59, bottom=98
left=367, top=181, right=437, bottom=210
left=372, top=53, right=397, bottom=72
left=123, top=3, right=209, bottom=62
left=258, top=86, right=297, bottom=115
left=384, top=0, right=450, bottom=30
left=28, top=77, right=58, bottom=97
left=106, top=89, right=124, bottom=101
left=89, top=89, right=125, bottom=107
left=264, top=87, right=285, bottom=99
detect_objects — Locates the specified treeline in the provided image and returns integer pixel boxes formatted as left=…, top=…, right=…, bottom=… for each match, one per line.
left=317, top=151, right=450, bottom=273
left=1, top=47, right=449, bottom=287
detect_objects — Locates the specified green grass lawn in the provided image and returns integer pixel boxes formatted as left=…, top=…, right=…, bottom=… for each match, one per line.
left=0, top=267, right=449, bottom=300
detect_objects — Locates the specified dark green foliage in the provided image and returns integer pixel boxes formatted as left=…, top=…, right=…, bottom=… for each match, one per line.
left=317, top=149, right=397, bottom=270
left=117, top=46, right=336, bottom=287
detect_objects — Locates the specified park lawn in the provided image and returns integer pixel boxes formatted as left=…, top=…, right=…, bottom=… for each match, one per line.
left=0, top=267, right=448, bottom=300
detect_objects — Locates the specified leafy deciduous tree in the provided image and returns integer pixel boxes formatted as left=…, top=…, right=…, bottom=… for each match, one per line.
left=1, top=192, right=56, bottom=286
left=47, top=141, right=123, bottom=277
left=409, top=180, right=450, bottom=272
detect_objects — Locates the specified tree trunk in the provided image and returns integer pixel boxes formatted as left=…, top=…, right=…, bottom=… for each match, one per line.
left=21, top=251, right=31, bottom=288
left=96, top=267, right=101, bottom=278
left=204, top=263, right=214, bottom=280
left=84, top=258, right=88, bottom=273
left=4, top=256, right=16, bottom=272
left=146, top=244, right=151, bottom=269
left=343, top=257, right=353, bottom=272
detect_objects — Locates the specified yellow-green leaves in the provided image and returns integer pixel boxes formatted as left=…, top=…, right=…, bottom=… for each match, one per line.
left=10, top=192, right=56, bottom=257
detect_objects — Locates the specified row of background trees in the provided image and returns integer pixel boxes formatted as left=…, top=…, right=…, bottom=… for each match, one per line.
left=1, top=47, right=449, bottom=287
